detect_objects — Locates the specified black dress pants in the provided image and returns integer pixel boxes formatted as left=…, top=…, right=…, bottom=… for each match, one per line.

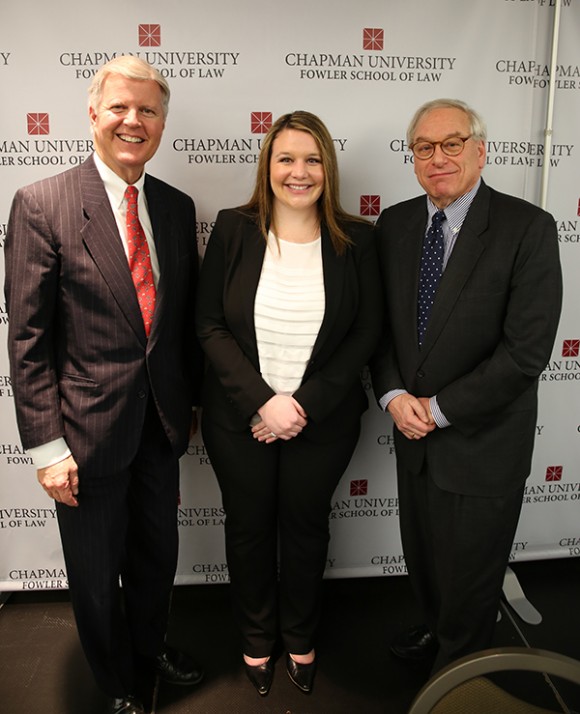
left=397, top=462, right=524, bottom=673
left=203, top=418, right=359, bottom=657
left=56, top=399, right=180, bottom=697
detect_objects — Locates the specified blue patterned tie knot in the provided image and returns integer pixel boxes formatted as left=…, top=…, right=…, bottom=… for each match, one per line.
left=417, top=210, right=446, bottom=346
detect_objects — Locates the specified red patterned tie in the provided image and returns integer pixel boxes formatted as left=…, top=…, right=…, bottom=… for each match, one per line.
left=125, top=185, right=156, bottom=337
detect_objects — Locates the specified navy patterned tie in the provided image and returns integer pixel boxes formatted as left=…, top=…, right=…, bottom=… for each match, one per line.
left=417, top=210, right=446, bottom=346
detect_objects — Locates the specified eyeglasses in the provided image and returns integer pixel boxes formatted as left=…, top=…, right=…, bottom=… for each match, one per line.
left=410, top=135, right=472, bottom=160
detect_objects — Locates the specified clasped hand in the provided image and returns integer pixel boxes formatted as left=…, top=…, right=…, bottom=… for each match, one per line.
left=252, top=394, right=308, bottom=443
left=388, top=394, right=436, bottom=440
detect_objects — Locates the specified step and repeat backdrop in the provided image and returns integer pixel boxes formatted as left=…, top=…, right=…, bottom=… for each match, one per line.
left=1, top=0, right=579, bottom=591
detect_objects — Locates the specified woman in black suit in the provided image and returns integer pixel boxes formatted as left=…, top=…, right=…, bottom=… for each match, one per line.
left=195, top=111, right=382, bottom=696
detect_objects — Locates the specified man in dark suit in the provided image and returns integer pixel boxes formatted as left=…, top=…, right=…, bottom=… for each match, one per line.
left=371, top=98, right=562, bottom=674
left=5, top=56, right=203, bottom=714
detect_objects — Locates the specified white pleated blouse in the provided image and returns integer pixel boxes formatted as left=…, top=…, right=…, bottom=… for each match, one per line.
left=254, top=231, right=325, bottom=395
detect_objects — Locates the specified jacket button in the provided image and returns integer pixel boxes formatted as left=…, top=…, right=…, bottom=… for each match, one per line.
left=417, top=370, right=425, bottom=378
left=138, top=390, right=146, bottom=399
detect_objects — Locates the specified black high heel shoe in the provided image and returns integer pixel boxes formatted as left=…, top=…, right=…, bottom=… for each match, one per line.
left=286, top=653, right=316, bottom=694
left=244, top=658, right=273, bottom=696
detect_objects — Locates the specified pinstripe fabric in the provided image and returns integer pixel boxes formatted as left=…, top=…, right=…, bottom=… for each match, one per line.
left=55, top=398, right=180, bottom=696
left=5, top=155, right=200, bottom=476
left=4, top=155, right=202, bottom=697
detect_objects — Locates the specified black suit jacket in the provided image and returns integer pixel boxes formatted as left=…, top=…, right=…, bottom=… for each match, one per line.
left=196, top=208, right=382, bottom=442
left=371, top=181, right=562, bottom=496
left=5, top=155, right=201, bottom=477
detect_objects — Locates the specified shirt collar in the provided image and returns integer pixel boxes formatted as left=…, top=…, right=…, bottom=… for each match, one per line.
left=93, top=152, right=146, bottom=210
left=426, top=178, right=481, bottom=235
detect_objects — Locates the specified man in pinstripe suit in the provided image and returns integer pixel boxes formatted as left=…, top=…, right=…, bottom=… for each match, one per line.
left=5, top=56, right=203, bottom=714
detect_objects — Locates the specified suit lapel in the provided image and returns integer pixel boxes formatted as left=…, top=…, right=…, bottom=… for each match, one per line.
left=241, top=218, right=267, bottom=365
left=420, top=182, right=490, bottom=356
left=310, top=225, right=344, bottom=360
left=394, top=201, right=426, bottom=356
left=79, top=156, right=146, bottom=343
left=144, top=177, right=170, bottom=344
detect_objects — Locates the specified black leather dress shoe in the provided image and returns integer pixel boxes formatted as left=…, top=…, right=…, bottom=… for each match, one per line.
left=110, top=695, right=145, bottom=714
left=286, top=653, right=316, bottom=694
left=390, top=624, right=438, bottom=660
left=244, top=658, right=274, bottom=696
left=155, top=646, right=204, bottom=686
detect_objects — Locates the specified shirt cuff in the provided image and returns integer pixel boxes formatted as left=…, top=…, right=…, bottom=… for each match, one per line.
left=430, top=396, right=451, bottom=428
left=379, top=389, right=408, bottom=412
left=26, top=438, right=72, bottom=469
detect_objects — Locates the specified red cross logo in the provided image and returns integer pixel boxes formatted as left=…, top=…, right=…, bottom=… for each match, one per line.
left=250, top=112, right=272, bottom=134
left=27, top=113, right=49, bottom=135
left=350, top=480, right=368, bottom=496
left=360, top=195, right=381, bottom=216
left=562, top=339, right=580, bottom=358
left=139, top=24, right=161, bottom=47
left=363, top=28, right=384, bottom=51
left=546, top=466, right=563, bottom=482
